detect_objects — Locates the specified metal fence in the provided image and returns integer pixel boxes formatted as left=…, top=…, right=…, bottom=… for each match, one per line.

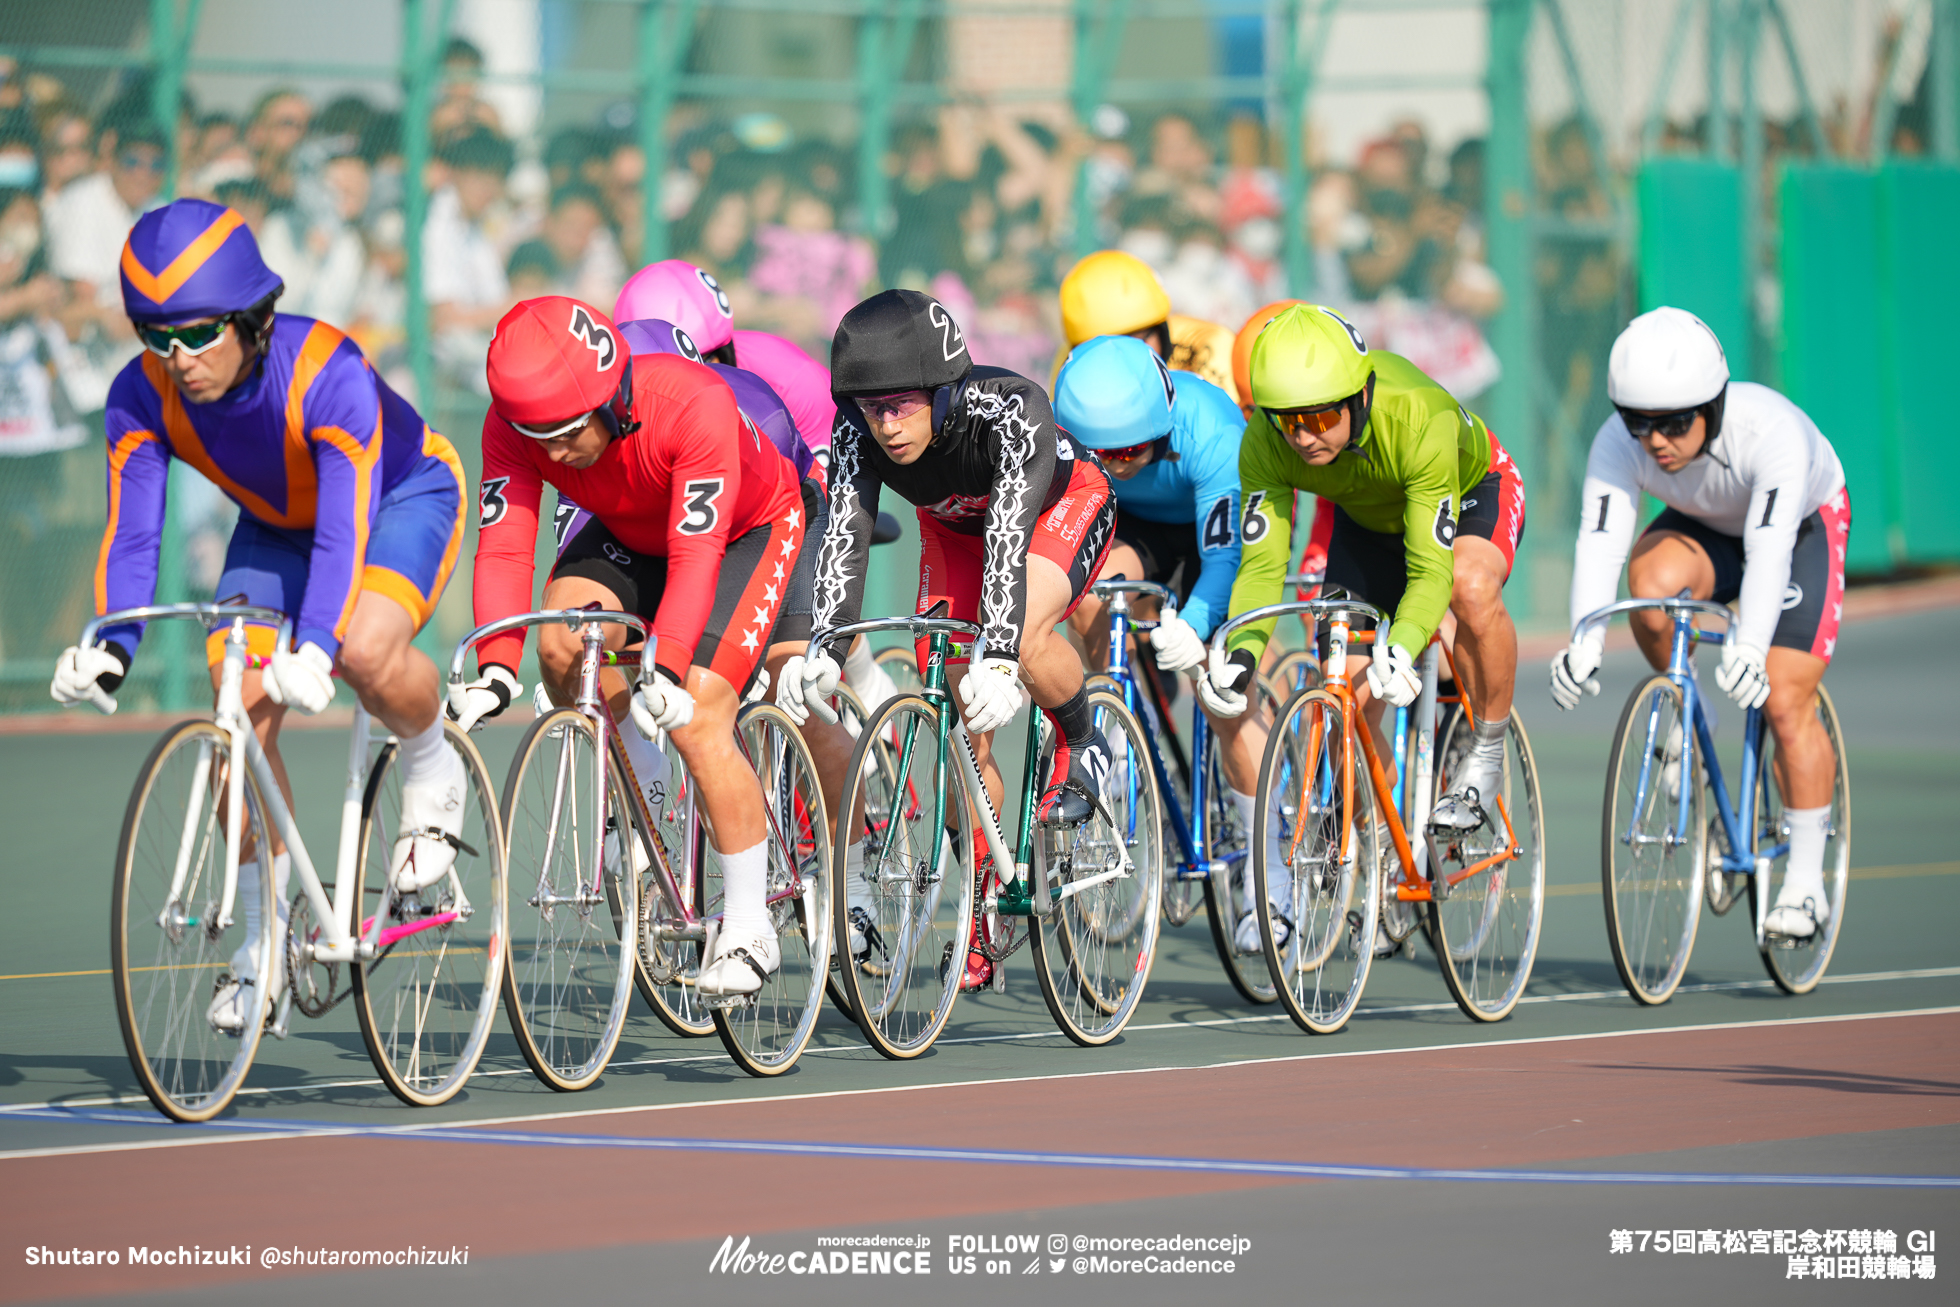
left=0, top=0, right=1954, bottom=712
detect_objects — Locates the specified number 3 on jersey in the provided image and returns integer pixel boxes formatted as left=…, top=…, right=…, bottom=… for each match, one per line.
left=678, top=478, right=724, bottom=535
left=478, top=476, right=510, bottom=529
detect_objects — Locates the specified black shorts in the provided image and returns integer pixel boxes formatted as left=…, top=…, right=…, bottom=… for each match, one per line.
left=553, top=514, right=790, bottom=691
left=1322, top=466, right=1526, bottom=629
left=774, top=476, right=824, bottom=644
left=1112, top=507, right=1202, bottom=607
left=1642, top=492, right=1851, bottom=659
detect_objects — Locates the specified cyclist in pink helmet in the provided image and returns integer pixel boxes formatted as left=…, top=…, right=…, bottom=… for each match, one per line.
left=615, top=259, right=838, bottom=469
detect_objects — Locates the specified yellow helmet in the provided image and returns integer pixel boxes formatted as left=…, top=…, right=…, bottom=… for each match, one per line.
left=1249, top=304, right=1374, bottom=411
left=1059, top=250, right=1172, bottom=347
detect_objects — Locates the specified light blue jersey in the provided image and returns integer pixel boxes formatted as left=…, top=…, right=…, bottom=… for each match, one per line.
left=1109, top=371, right=1245, bottom=637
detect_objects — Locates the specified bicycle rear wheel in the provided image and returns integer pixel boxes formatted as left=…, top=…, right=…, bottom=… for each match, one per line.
left=1601, top=675, right=1705, bottom=1005
left=1257, top=688, right=1379, bottom=1034
left=501, top=708, right=635, bottom=1091
left=1748, top=687, right=1850, bottom=995
left=875, top=646, right=923, bottom=697
left=1428, top=710, right=1545, bottom=1021
left=834, top=693, right=972, bottom=1059
left=1270, top=648, right=1321, bottom=696
left=1030, top=690, right=1163, bottom=1046
left=112, top=720, right=275, bottom=1123
left=351, top=724, right=508, bottom=1106
left=617, top=730, right=714, bottom=1039
left=713, top=703, right=832, bottom=1076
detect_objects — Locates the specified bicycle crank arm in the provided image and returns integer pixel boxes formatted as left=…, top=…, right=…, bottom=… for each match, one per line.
left=649, top=920, right=707, bottom=942
left=1050, top=863, right=1134, bottom=902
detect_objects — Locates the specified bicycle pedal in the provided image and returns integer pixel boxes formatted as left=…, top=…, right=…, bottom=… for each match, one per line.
left=701, top=991, right=756, bottom=1011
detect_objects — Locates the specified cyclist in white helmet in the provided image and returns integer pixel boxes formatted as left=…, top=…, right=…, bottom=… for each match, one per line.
left=1550, top=306, right=1850, bottom=939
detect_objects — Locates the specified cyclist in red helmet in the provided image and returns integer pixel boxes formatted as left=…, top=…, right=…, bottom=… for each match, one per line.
left=454, top=296, right=807, bottom=996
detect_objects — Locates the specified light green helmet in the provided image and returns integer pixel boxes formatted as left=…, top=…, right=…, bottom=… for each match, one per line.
left=1248, top=303, right=1374, bottom=411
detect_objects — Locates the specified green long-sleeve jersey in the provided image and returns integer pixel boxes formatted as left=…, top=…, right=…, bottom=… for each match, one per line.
left=1227, top=351, right=1491, bottom=659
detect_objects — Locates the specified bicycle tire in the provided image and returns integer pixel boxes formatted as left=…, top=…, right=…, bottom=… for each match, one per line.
left=1747, top=686, right=1850, bottom=995
left=112, top=720, right=276, bottom=1123
left=1601, top=675, right=1705, bottom=1005
left=615, top=728, right=714, bottom=1039
left=1427, top=709, right=1545, bottom=1021
left=1270, top=648, right=1321, bottom=696
left=1030, top=689, right=1163, bottom=1046
left=711, top=702, right=832, bottom=1076
left=1202, top=681, right=1283, bottom=1005
left=351, top=723, right=509, bottom=1106
left=875, top=646, right=923, bottom=698
left=833, top=692, right=973, bottom=1059
left=1257, top=687, right=1379, bottom=1034
left=500, top=708, right=635, bottom=1092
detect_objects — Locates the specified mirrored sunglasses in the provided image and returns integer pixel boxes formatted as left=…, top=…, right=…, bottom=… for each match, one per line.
left=1269, top=404, right=1345, bottom=437
left=137, top=318, right=232, bottom=358
left=854, top=391, right=931, bottom=423
left=1618, top=406, right=1699, bottom=440
left=1100, top=439, right=1157, bottom=462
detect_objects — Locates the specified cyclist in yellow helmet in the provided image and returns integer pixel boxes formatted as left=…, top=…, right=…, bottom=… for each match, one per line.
left=1051, top=249, right=1235, bottom=393
left=1205, top=304, right=1526, bottom=846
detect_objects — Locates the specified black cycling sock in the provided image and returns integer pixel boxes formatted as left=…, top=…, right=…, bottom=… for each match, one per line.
left=1048, top=687, right=1095, bottom=750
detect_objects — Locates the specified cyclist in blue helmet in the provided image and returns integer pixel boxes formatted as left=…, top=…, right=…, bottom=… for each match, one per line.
left=1055, top=333, right=1282, bottom=951
left=50, top=198, right=471, bottom=1033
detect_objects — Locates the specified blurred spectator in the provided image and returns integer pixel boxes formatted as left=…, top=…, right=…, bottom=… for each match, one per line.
left=430, top=38, right=503, bottom=143
left=604, top=139, right=648, bottom=267
left=424, top=126, right=515, bottom=393
left=0, top=121, right=36, bottom=194
left=1160, top=219, right=1255, bottom=330
left=46, top=119, right=165, bottom=311
left=881, top=122, right=966, bottom=287
left=260, top=136, right=371, bottom=328
left=213, top=178, right=274, bottom=235
left=36, top=105, right=95, bottom=201
left=1135, top=111, right=1222, bottom=226
left=0, top=185, right=85, bottom=456
left=744, top=180, right=873, bottom=349
left=245, top=89, right=311, bottom=204
left=673, top=181, right=754, bottom=285
left=506, top=182, right=625, bottom=306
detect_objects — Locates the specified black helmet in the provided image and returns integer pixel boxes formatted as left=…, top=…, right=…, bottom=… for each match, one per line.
left=830, top=289, right=974, bottom=397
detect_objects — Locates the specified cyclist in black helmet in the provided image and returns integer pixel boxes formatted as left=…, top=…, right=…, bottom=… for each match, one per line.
left=778, top=289, right=1117, bottom=991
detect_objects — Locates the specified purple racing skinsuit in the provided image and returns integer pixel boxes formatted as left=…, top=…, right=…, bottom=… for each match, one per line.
left=618, top=317, right=817, bottom=484
left=95, top=314, right=466, bottom=664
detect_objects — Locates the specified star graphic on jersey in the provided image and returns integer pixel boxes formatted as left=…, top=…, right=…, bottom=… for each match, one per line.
left=752, top=605, right=771, bottom=627
left=741, top=627, right=760, bottom=651
left=785, top=507, right=801, bottom=530
left=773, top=562, right=786, bottom=581
left=780, top=538, right=797, bottom=557
left=764, top=583, right=780, bottom=603
left=1832, top=602, right=1842, bottom=622
left=1823, top=636, right=1835, bottom=658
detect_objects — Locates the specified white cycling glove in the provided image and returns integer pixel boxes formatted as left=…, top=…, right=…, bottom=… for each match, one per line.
left=447, top=664, right=522, bottom=732
left=1197, top=647, right=1254, bottom=719
left=957, top=657, right=1024, bottom=735
left=630, top=672, right=696, bottom=738
left=1365, top=642, right=1422, bottom=708
left=264, top=641, right=336, bottom=715
left=50, top=642, right=129, bottom=714
left=1715, top=641, right=1771, bottom=710
left=776, top=651, right=841, bottom=726
left=1548, top=639, right=1603, bottom=710
left=1151, top=613, right=1207, bottom=673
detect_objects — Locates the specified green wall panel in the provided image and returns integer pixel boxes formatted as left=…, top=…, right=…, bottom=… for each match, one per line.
left=1637, top=161, right=1747, bottom=369
left=1879, top=164, right=1960, bottom=563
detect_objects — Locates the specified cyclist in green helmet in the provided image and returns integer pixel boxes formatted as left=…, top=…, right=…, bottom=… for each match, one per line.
left=1202, top=303, right=1526, bottom=850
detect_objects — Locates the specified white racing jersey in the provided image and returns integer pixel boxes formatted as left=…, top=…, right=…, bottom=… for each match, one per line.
left=1569, top=382, right=1846, bottom=656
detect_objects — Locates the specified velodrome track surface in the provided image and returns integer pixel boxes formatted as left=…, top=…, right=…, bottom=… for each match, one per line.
left=3, top=601, right=1957, bottom=1305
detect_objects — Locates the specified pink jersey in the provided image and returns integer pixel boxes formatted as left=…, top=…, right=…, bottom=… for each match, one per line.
left=733, top=330, right=835, bottom=458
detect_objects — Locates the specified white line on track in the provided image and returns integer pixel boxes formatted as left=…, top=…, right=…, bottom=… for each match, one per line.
left=6, top=963, right=1957, bottom=1118
left=3, top=1003, right=1956, bottom=1162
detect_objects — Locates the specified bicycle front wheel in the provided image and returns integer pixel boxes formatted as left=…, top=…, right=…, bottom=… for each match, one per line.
left=875, top=645, right=923, bottom=698
left=1748, top=686, right=1850, bottom=995
left=501, top=708, right=635, bottom=1091
left=1257, top=688, right=1379, bottom=1034
left=1428, top=709, right=1545, bottom=1022
left=112, top=720, right=276, bottom=1123
left=351, top=724, right=508, bottom=1106
left=1031, top=690, right=1164, bottom=1046
left=834, top=692, right=972, bottom=1059
left=713, top=702, right=832, bottom=1076
left=1602, top=675, right=1706, bottom=1005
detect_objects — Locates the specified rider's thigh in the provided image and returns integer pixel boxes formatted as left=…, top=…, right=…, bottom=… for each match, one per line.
left=537, top=574, right=633, bottom=686
left=1763, top=647, right=1829, bottom=735
left=1627, top=530, right=1717, bottom=601
left=336, top=589, right=418, bottom=688
left=1448, top=535, right=1511, bottom=624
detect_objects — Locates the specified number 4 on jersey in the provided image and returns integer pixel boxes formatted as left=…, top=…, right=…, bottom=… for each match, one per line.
left=1202, top=496, right=1235, bottom=549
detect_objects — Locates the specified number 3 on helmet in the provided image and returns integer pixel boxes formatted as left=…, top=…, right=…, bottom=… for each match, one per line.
left=487, top=296, right=638, bottom=440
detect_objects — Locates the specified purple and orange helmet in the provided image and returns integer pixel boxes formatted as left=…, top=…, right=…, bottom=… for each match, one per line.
left=120, top=198, right=284, bottom=325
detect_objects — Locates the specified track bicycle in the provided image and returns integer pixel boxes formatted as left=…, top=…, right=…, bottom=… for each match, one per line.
left=819, top=608, right=1163, bottom=1052
left=1218, top=599, right=1544, bottom=1030
left=97, top=604, right=506, bottom=1122
left=1268, top=571, right=1326, bottom=695
left=1081, top=579, right=1281, bottom=1003
left=1585, top=595, right=1850, bottom=1003
left=462, top=607, right=830, bottom=1083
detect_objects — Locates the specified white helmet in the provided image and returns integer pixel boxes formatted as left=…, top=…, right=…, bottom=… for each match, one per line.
left=1606, top=306, right=1729, bottom=411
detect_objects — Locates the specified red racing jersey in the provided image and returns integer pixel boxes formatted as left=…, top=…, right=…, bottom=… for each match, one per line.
left=473, top=351, right=800, bottom=680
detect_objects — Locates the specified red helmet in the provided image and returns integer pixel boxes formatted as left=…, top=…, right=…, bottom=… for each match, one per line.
left=486, top=297, right=637, bottom=438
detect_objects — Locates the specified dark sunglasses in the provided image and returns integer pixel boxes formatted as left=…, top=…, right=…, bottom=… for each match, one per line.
left=137, top=317, right=232, bottom=358
left=118, top=152, right=165, bottom=172
left=1618, top=406, right=1699, bottom=440
left=1100, top=439, right=1157, bottom=462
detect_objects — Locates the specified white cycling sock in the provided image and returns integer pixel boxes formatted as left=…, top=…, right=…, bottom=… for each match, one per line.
left=1456, top=713, right=1508, bottom=796
left=232, top=852, right=292, bottom=981
left=844, top=840, right=874, bottom=915
left=1777, top=806, right=1831, bottom=912
left=1230, top=788, right=1256, bottom=841
left=617, top=717, right=669, bottom=804
left=718, top=839, right=770, bottom=935
left=397, top=716, right=450, bottom=787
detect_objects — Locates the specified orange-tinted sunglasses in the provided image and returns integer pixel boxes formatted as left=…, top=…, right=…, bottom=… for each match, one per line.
left=1268, top=404, right=1345, bottom=437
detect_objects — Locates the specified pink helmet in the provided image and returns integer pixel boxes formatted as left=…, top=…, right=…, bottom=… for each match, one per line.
left=613, top=259, right=735, bottom=352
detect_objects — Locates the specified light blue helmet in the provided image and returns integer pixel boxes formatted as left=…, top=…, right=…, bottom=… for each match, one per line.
left=1054, top=333, right=1177, bottom=450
